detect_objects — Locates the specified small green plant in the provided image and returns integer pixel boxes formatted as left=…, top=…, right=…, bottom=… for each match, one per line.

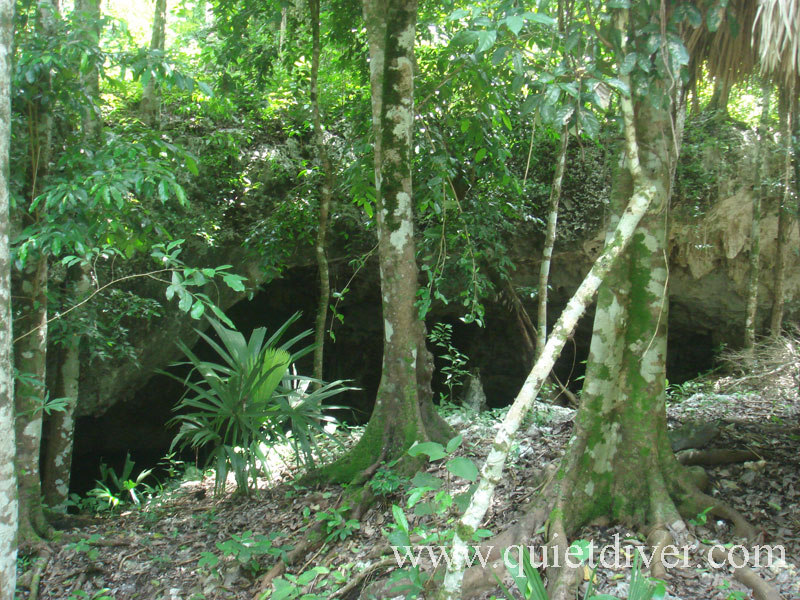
left=368, top=459, right=404, bottom=496
left=688, top=506, right=713, bottom=527
left=86, top=453, right=158, bottom=510
left=665, top=378, right=705, bottom=403
left=429, top=323, right=470, bottom=403
left=265, top=566, right=332, bottom=599
left=717, top=580, right=747, bottom=600
left=316, top=505, right=361, bottom=543
left=166, top=313, right=351, bottom=495
left=202, top=531, right=289, bottom=578
left=384, top=435, right=488, bottom=598
left=497, top=548, right=666, bottom=600
left=65, top=534, right=102, bottom=561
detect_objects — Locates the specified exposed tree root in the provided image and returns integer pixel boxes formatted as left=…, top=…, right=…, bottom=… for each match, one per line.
left=27, top=549, right=52, bottom=600
left=329, top=556, right=397, bottom=598
left=677, top=448, right=761, bottom=466
left=707, top=545, right=784, bottom=600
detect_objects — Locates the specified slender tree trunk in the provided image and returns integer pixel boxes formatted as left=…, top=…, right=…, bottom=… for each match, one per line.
left=279, top=6, right=287, bottom=56
left=141, top=0, right=167, bottom=127
left=42, top=266, right=92, bottom=506
left=707, top=77, right=730, bottom=117
left=75, top=0, right=101, bottom=140
left=770, top=85, right=794, bottom=335
left=0, top=0, right=18, bottom=594
left=14, top=257, right=50, bottom=541
left=13, top=0, right=59, bottom=543
left=536, top=126, right=569, bottom=360
left=39, top=0, right=101, bottom=507
left=310, top=0, right=333, bottom=385
left=745, top=84, right=771, bottom=350
left=316, top=0, right=451, bottom=483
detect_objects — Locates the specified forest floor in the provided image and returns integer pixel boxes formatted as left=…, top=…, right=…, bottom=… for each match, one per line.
left=21, top=376, right=800, bottom=600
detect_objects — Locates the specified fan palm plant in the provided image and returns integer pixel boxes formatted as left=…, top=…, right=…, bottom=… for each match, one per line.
left=166, top=313, right=350, bottom=495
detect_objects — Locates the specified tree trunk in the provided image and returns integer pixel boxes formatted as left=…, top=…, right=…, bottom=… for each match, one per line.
left=42, top=266, right=92, bottom=506
left=439, top=32, right=666, bottom=595
left=310, top=0, right=333, bottom=385
left=75, top=0, right=101, bottom=140
left=770, top=86, right=794, bottom=336
left=13, top=0, right=60, bottom=543
left=141, top=0, right=167, bottom=127
left=0, top=0, right=18, bottom=594
left=14, top=256, right=51, bottom=541
left=535, top=126, right=569, bottom=360
left=745, top=84, right=771, bottom=350
left=315, top=0, right=451, bottom=483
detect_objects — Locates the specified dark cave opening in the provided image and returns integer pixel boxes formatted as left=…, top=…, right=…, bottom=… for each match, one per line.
left=68, top=269, right=718, bottom=496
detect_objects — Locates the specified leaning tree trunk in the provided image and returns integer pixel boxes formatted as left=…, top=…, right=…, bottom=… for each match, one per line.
left=310, top=0, right=333, bottom=385
left=439, top=43, right=666, bottom=598
left=770, top=85, right=794, bottom=336
left=0, top=0, right=18, bottom=594
left=316, top=0, right=451, bottom=483
left=535, top=125, right=569, bottom=360
left=42, top=266, right=92, bottom=506
left=745, top=84, right=771, bottom=350
left=140, top=0, right=167, bottom=127
left=544, top=29, right=751, bottom=600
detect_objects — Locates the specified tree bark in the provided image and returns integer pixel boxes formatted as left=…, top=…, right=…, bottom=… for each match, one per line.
left=75, top=0, right=101, bottom=140
left=745, top=84, right=771, bottom=350
left=42, top=266, right=92, bottom=506
left=315, top=0, right=451, bottom=483
left=13, top=0, right=60, bottom=543
left=536, top=126, right=569, bottom=359
left=310, top=0, right=333, bottom=385
left=141, top=0, right=167, bottom=127
left=770, top=85, right=794, bottom=336
left=0, top=0, right=18, bottom=594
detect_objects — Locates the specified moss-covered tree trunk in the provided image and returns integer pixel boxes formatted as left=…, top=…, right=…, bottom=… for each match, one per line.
left=319, top=0, right=451, bottom=483
left=745, top=84, right=771, bottom=350
left=0, top=0, right=18, bottom=593
left=141, top=0, right=167, bottom=127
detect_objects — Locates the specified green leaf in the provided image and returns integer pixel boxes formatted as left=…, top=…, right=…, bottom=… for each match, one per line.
left=222, top=274, right=246, bottom=292
left=446, top=457, right=478, bottom=481
left=476, top=30, right=497, bottom=54
left=178, top=292, right=193, bottom=313
left=391, top=505, right=409, bottom=532
left=606, top=77, right=630, bottom=96
left=523, top=11, right=556, bottom=26
left=408, top=441, right=446, bottom=461
left=621, top=52, right=637, bottom=75
left=190, top=301, right=205, bottom=319
left=411, top=471, right=443, bottom=490
left=504, top=15, right=524, bottom=35
left=475, top=148, right=487, bottom=162
left=446, top=434, right=463, bottom=453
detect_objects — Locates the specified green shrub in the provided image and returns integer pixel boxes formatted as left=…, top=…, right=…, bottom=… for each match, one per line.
left=167, top=313, right=350, bottom=495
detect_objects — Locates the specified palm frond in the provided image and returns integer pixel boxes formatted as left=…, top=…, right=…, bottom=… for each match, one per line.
left=754, top=0, right=800, bottom=85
